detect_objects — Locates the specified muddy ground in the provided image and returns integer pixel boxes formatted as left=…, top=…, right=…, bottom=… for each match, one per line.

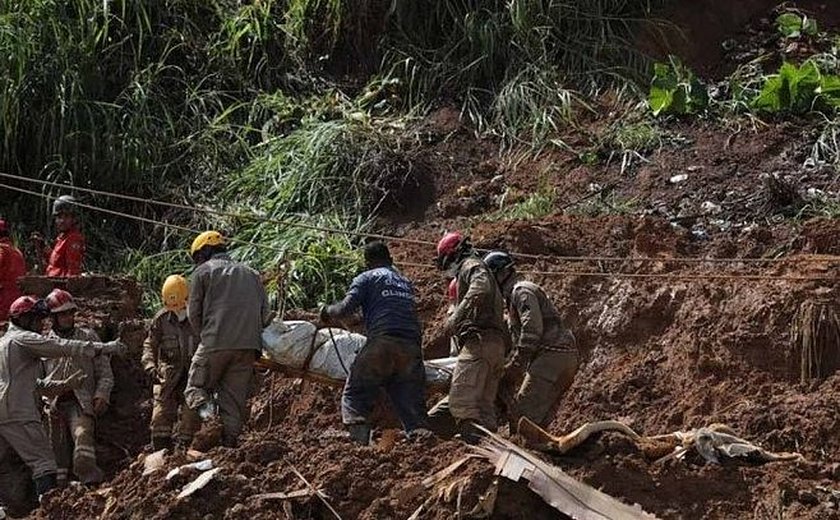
left=21, top=1, right=840, bottom=519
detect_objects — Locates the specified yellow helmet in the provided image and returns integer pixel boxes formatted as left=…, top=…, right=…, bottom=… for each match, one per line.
left=161, top=275, right=189, bottom=312
left=190, top=230, right=225, bottom=256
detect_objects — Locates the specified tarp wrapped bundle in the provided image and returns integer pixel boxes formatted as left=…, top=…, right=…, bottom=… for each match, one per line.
left=261, top=320, right=455, bottom=387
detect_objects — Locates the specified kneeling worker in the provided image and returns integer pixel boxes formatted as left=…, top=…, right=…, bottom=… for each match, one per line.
left=320, top=241, right=428, bottom=444
left=484, top=251, right=579, bottom=427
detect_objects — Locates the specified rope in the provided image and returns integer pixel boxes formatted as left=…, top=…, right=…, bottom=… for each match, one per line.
left=0, top=171, right=433, bottom=246
left=3, top=181, right=837, bottom=282
left=0, top=182, right=360, bottom=264
left=327, top=326, right=350, bottom=377
left=519, top=269, right=837, bottom=282
left=4, top=171, right=839, bottom=266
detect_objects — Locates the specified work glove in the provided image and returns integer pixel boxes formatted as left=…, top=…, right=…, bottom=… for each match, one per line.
left=96, top=340, right=128, bottom=356
left=318, top=305, right=331, bottom=324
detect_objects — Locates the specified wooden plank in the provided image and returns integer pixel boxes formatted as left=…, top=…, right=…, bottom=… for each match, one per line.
left=474, top=428, right=659, bottom=520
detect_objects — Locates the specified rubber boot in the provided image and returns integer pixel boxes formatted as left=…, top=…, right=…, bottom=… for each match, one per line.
left=152, top=436, right=173, bottom=452
left=34, top=474, right=57, bottom=502
left=455, top=420, right=482, bottom=445
left=174, top=435, right=193, bottom=452
left=73, top=456, right=104, bottom=485
left=221, top=434, right=239, bottom=449
left=347, top=424, right=372, bottom=445
left=56, top=468, right=69, bottom=489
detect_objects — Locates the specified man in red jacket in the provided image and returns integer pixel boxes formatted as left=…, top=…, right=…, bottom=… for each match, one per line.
left=32, top=196, right=85, bottom=277
left=0, top=219, right=26, bottom=322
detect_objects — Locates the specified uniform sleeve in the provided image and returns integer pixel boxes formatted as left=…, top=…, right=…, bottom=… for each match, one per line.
left=80, top=328, right=113, bottom=401
left=141, top=317, right=160, bottom=372
left=326, top=274, right=364, bottom=319
left=65, top=234, right=84, bottom=275
left=188, top=269, right=205, bottom=338
left=17, top=332, right=96, bottom=359
left=0, top=246, right=7, bottom=289
left=513, top=287, right=543, bottom=352
left=258, top=275, right=271, bottom=326
left=93, top=353, right=114, bottom=402
left=446, top=264, right=489, bottom=333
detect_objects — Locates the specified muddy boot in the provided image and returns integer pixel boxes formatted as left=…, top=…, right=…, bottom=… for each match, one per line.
left=56, top=468, right=69, bottom=489
left=152, top=436, right=173, bottom=452
left=455, top=420, right=482, bottom=445
left=73, top=457, right=104, bottom=485
left=347, top=424, right=372, bottom=445
left=173, top=435, right=193, bottom=452
left=221, top=434, right=239, bottom=449
left=33, top=474, right=57, bottom=502
left=406, top=428, right=435, bottom=442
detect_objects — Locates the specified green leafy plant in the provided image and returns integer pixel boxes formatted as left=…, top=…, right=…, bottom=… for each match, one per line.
left=648, top=56, right=708, bottom=116
left=751, top=60, right=840, bottom=114
left=776, top=12, right=818, bottom=39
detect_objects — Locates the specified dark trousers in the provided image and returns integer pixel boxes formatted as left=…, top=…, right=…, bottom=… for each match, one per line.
left=341, top=335, right=428, bottom=432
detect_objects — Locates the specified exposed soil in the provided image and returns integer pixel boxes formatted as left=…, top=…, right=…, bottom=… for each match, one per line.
left=16, top=2, right=840, bottom=519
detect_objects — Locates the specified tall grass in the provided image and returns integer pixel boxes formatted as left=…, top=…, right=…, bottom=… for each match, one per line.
left=381, top=0, right=665, bottom=141
left=0, top=0, right=668, bottom=311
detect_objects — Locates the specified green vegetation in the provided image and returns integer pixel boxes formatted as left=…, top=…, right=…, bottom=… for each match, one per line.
left=648, top=56, right=708, bottom=116
left=491, top=190, right=556, bottom=222
left=776, top=12, right=818, bottom=39
left=0, top=0, right=668, bottom=311
left=751, top=61, right=840, bottom=114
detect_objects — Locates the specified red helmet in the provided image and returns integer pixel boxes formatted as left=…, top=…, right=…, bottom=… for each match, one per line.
left=9, top=296, right=50, bottom=318
left=436, top=231, right=467, bottom=270
left=447, top=278, right=458, bottom=302
left=46, top=289, right=78, bottom=313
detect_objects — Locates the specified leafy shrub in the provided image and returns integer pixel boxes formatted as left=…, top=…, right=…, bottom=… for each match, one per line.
left=776, top=12, right=818, bottom=39
left=751, top=60, right=840, bottom=114
left=648, top=56, right=708, bottom=116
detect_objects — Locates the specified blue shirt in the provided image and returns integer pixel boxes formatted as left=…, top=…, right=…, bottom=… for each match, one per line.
left=329, top=266, right=421, bottom=342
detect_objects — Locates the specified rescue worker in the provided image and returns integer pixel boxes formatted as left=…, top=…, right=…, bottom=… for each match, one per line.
left=142, top=275, right=200, bottom=451
left=0, top=219, right=26, bottom=322
left=483, top=251, right=579, bottom=428
left=31, top=195, right=85, bottom=277
left=320, top=241, right=427, bottom=445
left=427, top=232, right=507, bottom=442
left=0, top=296, right=124, bottom=502
left=184, top=231, right=270, bottom=448
left=43, top=289, right=113, bottom=485
left=0, top=370, right=85, bottom=515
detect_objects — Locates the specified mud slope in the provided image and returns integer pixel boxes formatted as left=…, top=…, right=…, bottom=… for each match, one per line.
left=26, top=1, right=840, bottom=518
